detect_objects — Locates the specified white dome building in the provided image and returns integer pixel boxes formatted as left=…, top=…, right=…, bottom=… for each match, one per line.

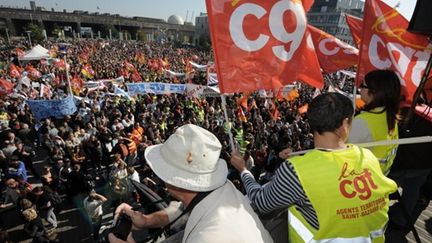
left=168, top=15, right=184, bottom=25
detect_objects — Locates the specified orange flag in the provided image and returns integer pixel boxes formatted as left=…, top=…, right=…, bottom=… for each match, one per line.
left=345, top=14, right=363, bottom=48
left=0, top=78, right=14, bottom=95
left=270, top=99, right=280, bottom=121
left=54, top=59, right=66, bottom=70
left=355, top=98, right=365, bottom=110
left=206, top=0, right=323, bottom=93
left=298, top=104, right=309, bottom=114
left=236, top=93, right=250, bottom=109
left=81, top=64, right=95, bottom=79
left=287, top=89, right=300, bottom=101
left=131, top=70, right=143, bottom=82
left=71, top=75, right=83, bottom=95
left=237, top=108, right=247, bottom=122
left=15, top=48, right=25, bottom=57
left=26, top=65, right=42, bottom=80
left=308, top=25, right=359, bottom=73
left=9, top=64, right=21, bottom=78
left=357, top=0, right=432, bottom=102
left=134, top=52, right=146, bottom=64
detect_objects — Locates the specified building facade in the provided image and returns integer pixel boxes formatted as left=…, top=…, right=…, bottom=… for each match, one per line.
left=307, top=0, right=364, bottom=45
left=194, top=13, right=209, bottom=45
left=0, top=2, right=195, bottom=43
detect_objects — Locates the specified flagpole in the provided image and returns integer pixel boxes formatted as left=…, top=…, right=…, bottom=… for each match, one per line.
left=352, top=77, right=357, bottom=112
left=405, top=51, right=432, bottom=124
left=58, top=43, right=73, bottom=96
left=221, top=94, right=235, bottom=151
left=64, top=55, right=72, bottom=95
left=289, top=136, right=432, bottom=156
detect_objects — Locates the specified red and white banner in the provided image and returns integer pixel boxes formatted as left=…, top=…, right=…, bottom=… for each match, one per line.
left=345, top=14, right=363, bottom=48
left=357, top=0, right=432, bottom=101
left=308, top=25, right=358, bottom=73
left=206, top=0, right=323, bottom=94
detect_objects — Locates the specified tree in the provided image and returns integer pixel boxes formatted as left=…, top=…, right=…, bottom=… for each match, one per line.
left=25, top=23, right=45, bottom=44
left=100, top=25, right=119, bottom=39
left=137, top=29, right=146, bottom=41
left=51, top=23, right=63, bottom=39
left=198, top=34, right=212, bottom=52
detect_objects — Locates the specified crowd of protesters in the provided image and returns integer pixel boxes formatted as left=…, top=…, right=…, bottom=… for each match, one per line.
left=0, top=37, right=321, bottom=242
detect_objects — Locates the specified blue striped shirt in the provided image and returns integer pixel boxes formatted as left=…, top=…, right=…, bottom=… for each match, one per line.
left=241, top=161, right=320, bottom=229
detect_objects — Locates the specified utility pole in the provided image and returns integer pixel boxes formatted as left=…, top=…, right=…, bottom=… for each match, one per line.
left=25, top=31, right=32, bottom=47
left=5, top=28, right=10, bottom=45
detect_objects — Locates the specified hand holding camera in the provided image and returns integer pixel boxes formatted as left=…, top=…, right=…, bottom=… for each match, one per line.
left=110, top=213, right=132, bottom=241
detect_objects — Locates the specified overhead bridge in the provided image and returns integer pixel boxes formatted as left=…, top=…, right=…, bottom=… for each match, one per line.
left=0, top=7, right=195, bottom=42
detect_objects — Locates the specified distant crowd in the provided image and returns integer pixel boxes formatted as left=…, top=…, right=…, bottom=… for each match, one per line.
left=0, top=38, right=349, bottom=242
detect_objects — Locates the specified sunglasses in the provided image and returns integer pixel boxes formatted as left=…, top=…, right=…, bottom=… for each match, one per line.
left=359, top=82, right=369, bottom=89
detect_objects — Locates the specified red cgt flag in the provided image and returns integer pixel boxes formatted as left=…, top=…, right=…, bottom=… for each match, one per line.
left=345, top=14, right=363, bottom=48
left=9, top=63, right=21, bottom=78
left=26, top=65, right=42, bottom=80
left=308, top=25, right=359, bottom=73
left=131, top=70, right=143, bottom=82
left=357, top=0, right=432, bottom=101
left=0, top=78, right=14, bottom=95
left=206, top=0, right=323, bottom=94
left=15, top=48, right=25, bottom=57
left=71, top=75, right=83, bottom=95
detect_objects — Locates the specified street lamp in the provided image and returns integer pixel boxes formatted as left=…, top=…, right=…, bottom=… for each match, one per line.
left=25, top=30, right=32, bottom=47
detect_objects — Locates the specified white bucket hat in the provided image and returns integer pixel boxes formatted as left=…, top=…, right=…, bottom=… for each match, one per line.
left=144, top=124, right=228, bottom=192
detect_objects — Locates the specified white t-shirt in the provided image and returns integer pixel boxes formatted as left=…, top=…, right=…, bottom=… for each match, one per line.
left=83, top=196, right=104, bottom=219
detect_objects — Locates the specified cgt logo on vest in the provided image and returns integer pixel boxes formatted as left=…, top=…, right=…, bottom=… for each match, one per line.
left=338, top=162, right=378, bottom=200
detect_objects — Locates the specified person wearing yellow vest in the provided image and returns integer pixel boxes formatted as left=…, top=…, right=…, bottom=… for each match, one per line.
left=231, top=93, right=397, bottom=243
left=348, top=70, right=401, bottom=175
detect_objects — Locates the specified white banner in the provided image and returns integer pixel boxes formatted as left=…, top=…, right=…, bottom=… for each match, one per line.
left=189, top=61, right=208, bottom=70
left=164, top=69, right=186, bottom=78
left=185, top=84, right=206, bottom=98
left=126, top=82, right=186, bottom=96
left=84, top=76, right=125, bottom=88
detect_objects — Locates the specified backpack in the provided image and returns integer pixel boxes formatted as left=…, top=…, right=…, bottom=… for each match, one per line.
left=47, top=192, right=63, bottom=214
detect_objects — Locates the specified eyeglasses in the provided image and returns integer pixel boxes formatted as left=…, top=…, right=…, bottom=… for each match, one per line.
left=359, top=82, right=369, bottom=89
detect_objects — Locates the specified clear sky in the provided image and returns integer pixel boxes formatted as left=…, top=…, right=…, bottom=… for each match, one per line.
left=0, top=0, right=415, bottom=22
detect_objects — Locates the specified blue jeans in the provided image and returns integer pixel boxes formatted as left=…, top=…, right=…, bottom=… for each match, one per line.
left=389, top=169, right=432, bottom=226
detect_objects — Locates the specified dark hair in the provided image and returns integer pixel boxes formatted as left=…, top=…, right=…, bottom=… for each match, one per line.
left=363, top=70, right=401, bottom=131
left=307, top=93, right=354, bottom=135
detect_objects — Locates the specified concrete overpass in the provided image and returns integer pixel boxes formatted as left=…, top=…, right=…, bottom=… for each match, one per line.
left=0, top=7, right=195, bottom=42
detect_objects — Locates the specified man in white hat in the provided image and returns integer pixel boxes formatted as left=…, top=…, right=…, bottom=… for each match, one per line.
left=109, top=124, right=272, bottom=243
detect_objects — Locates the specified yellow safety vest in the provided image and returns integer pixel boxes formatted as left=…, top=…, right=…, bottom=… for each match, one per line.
left=356, top=109, right=398, bottom=175
left=288, top=145, right=397, bottom=243
left=197, top=109, right=205, bottom=123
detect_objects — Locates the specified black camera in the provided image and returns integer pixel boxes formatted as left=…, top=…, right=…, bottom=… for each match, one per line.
left=99, top=213, right=132, bottom=242
left=112, top=213, right=132, bottom=240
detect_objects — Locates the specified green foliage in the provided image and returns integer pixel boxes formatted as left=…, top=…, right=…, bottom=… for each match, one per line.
left=137, top=30, right=146, bottom=41
left=100, top=25, right=119, bottom=39
left=198, top=34, right=211, bottom=52
left=51, top=23, right=63, bottom=39
left=25, top=23, right=45, bottom=44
